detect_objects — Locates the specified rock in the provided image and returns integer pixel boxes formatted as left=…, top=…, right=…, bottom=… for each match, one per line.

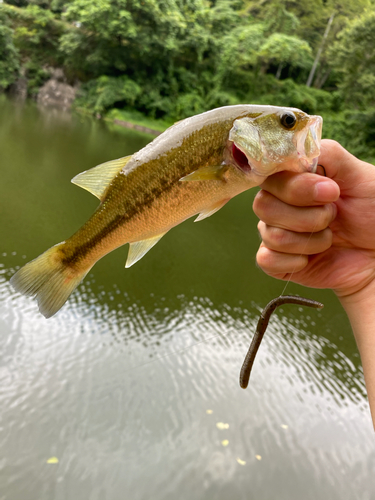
left=37, top=70, right=77, bottom=110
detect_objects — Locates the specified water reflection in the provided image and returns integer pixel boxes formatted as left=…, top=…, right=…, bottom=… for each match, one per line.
left=1, top=98, right=374, bottom=500
left=1, top=259, right=374, bottom=500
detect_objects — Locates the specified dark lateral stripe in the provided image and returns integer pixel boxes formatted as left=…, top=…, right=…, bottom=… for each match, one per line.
left=62, top=170, right=177, bottom=264
left=63, top=124, right=228, bottom=265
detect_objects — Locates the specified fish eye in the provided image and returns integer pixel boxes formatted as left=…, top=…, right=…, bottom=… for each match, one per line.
left=280, top=112, right=297, bottom=129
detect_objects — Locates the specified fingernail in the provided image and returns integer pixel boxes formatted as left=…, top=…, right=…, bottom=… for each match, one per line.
left=314, top=180, right=339, bottom=202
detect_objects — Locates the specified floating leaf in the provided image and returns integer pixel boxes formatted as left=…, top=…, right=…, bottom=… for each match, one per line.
left=216, top=422, right=229, bottom=430
left=221, top=440, right=229, bottom=447
left=46, top=457, right=59, bottom=464
left=237, top=458, right=246, bottom=466
left=255, top=455, right=262, bottom=461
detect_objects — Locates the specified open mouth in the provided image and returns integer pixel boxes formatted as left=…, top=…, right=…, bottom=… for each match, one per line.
left=231, top=143, right=252, bottom=173
left=297, top=115, right=323, bottom=172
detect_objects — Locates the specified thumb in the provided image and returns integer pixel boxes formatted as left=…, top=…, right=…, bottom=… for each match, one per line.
left=318, top=140, right=370, bottom=189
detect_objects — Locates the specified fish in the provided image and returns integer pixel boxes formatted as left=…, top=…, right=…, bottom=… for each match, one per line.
left=10, top=104, right=322, bottom=318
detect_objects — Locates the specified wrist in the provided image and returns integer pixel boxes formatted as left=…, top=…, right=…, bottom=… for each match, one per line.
left=337, top=280, right=375, bottom=429
left=337, top=279, right=375, bottom=326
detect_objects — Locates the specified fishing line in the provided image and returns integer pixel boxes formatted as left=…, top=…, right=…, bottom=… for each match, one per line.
left=279, top=165, right=327, bottom=297
left=279, top=218, right=320, bottom=298
left=65, top=169, right=330, bottom=396
left=125, top=173, right=325, bottom=378
left=237, top=167, right=329, bottom=387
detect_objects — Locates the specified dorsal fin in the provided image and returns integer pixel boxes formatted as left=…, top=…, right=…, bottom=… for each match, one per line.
left=71, top=155, right=132, bottom=200
left=125, top=232, right=167, bottom=268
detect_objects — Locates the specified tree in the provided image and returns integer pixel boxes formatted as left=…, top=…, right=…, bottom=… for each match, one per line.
left=258, top=33, right=312, bottom=78
left=329, top=10, right=375, bottom=107
left=0, top=10, right=20, bottom=89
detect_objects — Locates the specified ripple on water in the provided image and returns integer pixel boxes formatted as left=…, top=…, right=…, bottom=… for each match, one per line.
left=0, top=266, right=374, bottom=500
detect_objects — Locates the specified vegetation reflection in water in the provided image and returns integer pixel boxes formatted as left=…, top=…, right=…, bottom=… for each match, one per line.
left=1, top=98, right=374, bottom=500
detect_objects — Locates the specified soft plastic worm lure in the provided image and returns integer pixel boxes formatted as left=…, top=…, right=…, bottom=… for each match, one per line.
left=239, top=295, right=324, bottom=389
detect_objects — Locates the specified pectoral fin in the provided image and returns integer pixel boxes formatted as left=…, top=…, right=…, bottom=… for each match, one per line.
left=125, top=233, right=167, bottom=268
left=179, top=165, right=227, bottom=182
left=71, top=155, right=132, bottom=201
left=195, top=199, right=229, bottom=222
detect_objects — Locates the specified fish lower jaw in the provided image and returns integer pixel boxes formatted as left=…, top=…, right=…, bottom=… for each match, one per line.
left=296, top=154, right=319, bottom=173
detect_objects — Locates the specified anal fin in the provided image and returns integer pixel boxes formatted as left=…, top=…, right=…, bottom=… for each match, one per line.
left=195, top=199, right=229, bottom=222
left=125, top=233, right=167, bottom=268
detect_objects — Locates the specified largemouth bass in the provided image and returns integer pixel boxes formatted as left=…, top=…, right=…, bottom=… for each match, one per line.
left=11, top=105, right=322, bottom=318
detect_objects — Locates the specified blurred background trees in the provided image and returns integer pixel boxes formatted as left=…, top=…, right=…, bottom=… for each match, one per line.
left=1, top=0, right=375, bottom=159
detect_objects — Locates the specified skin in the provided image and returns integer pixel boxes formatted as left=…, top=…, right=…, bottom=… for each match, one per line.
left=11, top=105, right=321, bottom=318
left=62, top=106, right=316, bottom=274
left=253, top=139, right=375, bottom=428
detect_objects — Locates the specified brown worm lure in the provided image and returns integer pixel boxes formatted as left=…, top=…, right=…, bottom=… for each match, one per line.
left=239, top=295, right=324, bottom=389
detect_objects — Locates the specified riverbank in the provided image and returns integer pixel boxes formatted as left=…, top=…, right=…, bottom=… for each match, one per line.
left=105, top=108, right=172, bottom=137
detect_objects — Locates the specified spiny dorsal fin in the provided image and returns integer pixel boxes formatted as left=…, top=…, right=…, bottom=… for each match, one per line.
left=125, top=232, right=167, bottom=268
left=195, top=199, right=229, bottom=222
left=71, top=155, right=132, bottom=201
left=179, top=165, right=227, bottom=182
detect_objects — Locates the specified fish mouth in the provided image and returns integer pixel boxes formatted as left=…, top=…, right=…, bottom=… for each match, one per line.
left=296, top=115, right=323, bottom=173
left=231, top=142, right=253, bottom=173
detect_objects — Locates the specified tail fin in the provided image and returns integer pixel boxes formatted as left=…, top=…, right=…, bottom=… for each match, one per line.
left=10, top=243, right=90, bottom=318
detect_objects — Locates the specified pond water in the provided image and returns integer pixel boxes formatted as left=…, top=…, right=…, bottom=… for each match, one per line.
left=0, top=96, right=374, bottom=500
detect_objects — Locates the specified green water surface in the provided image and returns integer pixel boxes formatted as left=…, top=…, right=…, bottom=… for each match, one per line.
left=0, top=97, right=373, bottom=500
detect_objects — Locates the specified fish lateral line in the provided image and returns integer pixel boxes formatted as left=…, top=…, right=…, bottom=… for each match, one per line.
left=10, top=105, right=323, bottom=318
left=239, top=295, right=324, bottom=389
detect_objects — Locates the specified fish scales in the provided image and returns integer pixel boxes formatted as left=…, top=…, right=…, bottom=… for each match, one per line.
left=10, top=105, right=322, bottom=317
left=61, top=119, right=233, bottom=266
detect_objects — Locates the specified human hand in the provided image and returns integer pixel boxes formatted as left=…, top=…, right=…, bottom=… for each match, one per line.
left=254, top=139, right=375, bottom=300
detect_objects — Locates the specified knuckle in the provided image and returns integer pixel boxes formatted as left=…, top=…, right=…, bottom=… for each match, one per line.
left=256, top=246, right=272, bottom=270
left=321, top=227, right=333, bottom=249
left=253, top=190, right=274, bottom=218
left=305, top=205, right=334, bottom=232
left=266, top=226, right=288, bottom=249
left=257, top=220, right=265, bottom=233
left=321, top=204, right=335, bottom=227
left=258, top=223, right=290, bottom=252
left=323, top=139, right=343, bottom=156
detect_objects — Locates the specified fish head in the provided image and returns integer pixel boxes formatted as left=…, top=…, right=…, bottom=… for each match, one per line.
left=228, top=107, right=322, bottom=181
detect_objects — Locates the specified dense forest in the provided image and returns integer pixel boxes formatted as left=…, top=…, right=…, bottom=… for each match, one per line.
left=1, top=0, right=375, bottom=160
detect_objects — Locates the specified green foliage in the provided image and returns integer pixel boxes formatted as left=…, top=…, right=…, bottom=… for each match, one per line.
left=322, top=109, right=375, bottom=163
left=106, top=107, right=173, bottom=132
left=59, top=0, right=221, bottom=77
left=258, top=33, right=312, bottom=70
left=0, top=11, right=20, bottom=89
left=219, top=23, right=266, bottom=74
left=329, top=10, right=375, bottom=107
left=252, top=78, right=338, bottom=115
left=75, top=75, right=141, bottom=114
left=2, top=0, right=375, bottom=159
left=1, top=2, right=68, bottom=91
left=263, top=4, right=300, bottom=35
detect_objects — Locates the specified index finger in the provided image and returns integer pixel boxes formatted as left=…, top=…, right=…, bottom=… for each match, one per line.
left=258, top=139, right=358, bottom=207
